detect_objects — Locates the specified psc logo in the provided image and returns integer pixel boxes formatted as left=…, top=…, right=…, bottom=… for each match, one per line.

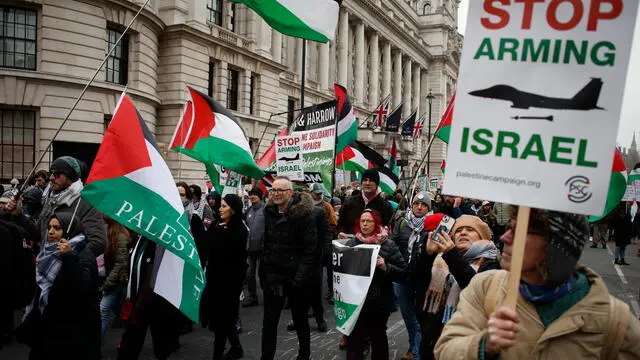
left=565, top=176, right=592, bottom=203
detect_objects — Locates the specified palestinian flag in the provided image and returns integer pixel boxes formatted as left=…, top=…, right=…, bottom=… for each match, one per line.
left=440, top=159, right=446, bottom=174
left=336, top=140, right=386, bottom=173
left=388, top=138, right=399, bottom=176
left=335, top=84, right=358, bottom=154
left=231, top=0, right=339, bottom=43
left=170, top=87, right=264, bottom=179
left=377, top=166, right=400, bottom=195
left=434, top=92, right=456, bottom=144
left=81, top=94, right=205, bottom=322
left=589, top=149, right=627, bottom=222
left=629, top=162, right=640, bottom=184
left=256, top=128, right=289, bottom=169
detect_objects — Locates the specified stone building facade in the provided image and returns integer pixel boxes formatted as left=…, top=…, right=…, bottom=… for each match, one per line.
left=0, top=0, right=461, bottom=187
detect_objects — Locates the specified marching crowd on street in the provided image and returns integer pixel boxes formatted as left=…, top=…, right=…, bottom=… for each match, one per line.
left=1, top=158, right=640, bottom=360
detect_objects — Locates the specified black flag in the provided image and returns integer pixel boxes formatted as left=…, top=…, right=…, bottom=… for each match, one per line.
left=401, top=111, right=417, bottom=137
left=384, top=105, right=403, bottom=132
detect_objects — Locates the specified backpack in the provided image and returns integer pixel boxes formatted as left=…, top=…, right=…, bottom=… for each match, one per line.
left=483, top=270, right=630, bottom=360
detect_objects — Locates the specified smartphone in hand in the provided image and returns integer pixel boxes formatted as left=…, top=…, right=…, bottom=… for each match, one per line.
left=432, top=215, right=455, bottom=243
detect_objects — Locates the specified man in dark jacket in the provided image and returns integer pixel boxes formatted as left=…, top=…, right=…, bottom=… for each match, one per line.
left=310, top=183, right=337, bottom=303
left=338, top=169, right=394, bottom=234
left=389, top=191, right=431, bottom=360
left=36, top=156, right=106, bottom=256
left=260, top=177, right=318, bottom=360
left=243, top=188, right=265, bottom=307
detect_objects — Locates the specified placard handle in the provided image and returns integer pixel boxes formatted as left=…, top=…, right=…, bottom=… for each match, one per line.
left=504, top=206, right=531, bottom=309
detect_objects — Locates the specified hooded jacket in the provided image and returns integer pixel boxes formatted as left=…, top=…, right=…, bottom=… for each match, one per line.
left=261, top=192, right=318, bottom=287
left=434, top=266, right=640, bottom=360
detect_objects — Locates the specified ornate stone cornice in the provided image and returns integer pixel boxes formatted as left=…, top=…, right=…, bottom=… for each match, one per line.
left=103, top=0, right=165, bottom=34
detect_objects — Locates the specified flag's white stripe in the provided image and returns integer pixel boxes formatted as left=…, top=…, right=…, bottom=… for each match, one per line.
left=277, top=0, right=339, bottom=40
left=333, top=272, right=371, bottom=304
left=349, top=149, right=368, bottom=170
left=154, top=250, right=185, bottom=308
left=337, top=109, right=356, bottom=135
left=125, top=140, right=184, bottom=213
left=210, top=112, right=253, bottom=156
left=379, top=172, right=397, bottom=190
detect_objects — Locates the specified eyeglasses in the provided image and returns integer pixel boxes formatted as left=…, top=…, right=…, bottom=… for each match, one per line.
left=48, top=171, right=62, bottom=178
left=269, top=188, right=290, bottom=194
left=179, top=193, right=186, bottom=197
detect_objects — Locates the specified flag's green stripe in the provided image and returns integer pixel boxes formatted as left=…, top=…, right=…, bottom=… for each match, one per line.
left=82, top=177, right=202, bottom=270
left=231, top=0, right=329, bottom=42
left=337, top=122, right=358, bottom=154
left=174, top=136, right=265, bottom=179
left=589, top=172, right=627, bottom=222
left=338, top=161, right=366, bottom=173
left=180, top=260, right=202, bottom=322
left=334, top=300, right=358, bottom=328
left=435, top=126, right=450, bottom=144
left=380, top=182, right=395, bottom=195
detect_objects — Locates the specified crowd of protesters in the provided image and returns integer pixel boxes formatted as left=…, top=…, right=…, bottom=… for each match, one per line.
left=1, top=156, right=640, bottom=360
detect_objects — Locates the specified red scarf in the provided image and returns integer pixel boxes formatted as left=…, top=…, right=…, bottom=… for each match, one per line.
left=356, top=227, right=388, bottom=244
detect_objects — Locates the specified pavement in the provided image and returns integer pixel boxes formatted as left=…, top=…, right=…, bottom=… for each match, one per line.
left=2, top=239, right=639, bottom=360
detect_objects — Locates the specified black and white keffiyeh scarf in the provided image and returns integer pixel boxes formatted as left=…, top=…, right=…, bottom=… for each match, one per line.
left=405, top=210, right=426, bottom=263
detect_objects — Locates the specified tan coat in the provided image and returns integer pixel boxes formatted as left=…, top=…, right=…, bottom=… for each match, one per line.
left=435, top=266, right=640, bottom=360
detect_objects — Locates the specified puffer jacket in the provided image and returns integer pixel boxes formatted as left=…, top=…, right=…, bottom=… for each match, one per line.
left=261, top=193, right=318, bottom=287
left=102, top=232, right=130, bottom=292
left=344, top=236, right=407, bottom=315
left=435, top=266, right=640, bottom=360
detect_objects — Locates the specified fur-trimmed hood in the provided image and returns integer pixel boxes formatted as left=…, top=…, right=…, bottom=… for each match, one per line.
left=265, top=192, right=314, bottom=220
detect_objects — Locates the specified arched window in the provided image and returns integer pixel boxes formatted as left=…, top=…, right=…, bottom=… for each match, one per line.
left=423, top=2, right=431, bottom=15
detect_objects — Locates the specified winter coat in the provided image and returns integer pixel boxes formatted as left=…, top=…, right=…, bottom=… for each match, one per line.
left=311, top=206, right=331, bottom=268
left=261, top=192, right=318, bottom=287
left=201, top=219, right=248, bottom=331
left=39, top=184, right=106, bottom=257
left=612, top=213, right=633, bottom=246
left=102, top=232, right=130, bottom=292
left=245, top=202, right=266, bottom=252
left=337, top=193, right=394, bottom=234
left=435, top=266, right=640, bottom=360
left=19, top=242, right=101, bottom=360
left=344, top=236, right=407, bottom=315
left=389, top=214, right=413, bottom=262
left=633, top=213, right=640, bottom=237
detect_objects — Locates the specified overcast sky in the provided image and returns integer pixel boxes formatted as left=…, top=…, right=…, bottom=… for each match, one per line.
left=456, top=1, right=639, bottom=148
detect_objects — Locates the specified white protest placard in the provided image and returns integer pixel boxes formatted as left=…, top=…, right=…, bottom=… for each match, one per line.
left=276, top=134, right=304, bottom=181
left=443, top=1, right=638, bottom=215
left=622, top=184, right=636, bottom=202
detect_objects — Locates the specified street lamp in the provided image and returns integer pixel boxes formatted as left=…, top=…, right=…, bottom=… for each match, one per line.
left=426, top=90, right=434, bottom=180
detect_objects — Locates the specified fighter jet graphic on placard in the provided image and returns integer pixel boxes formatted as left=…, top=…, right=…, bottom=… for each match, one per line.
left=278, top=153, right=300, bottom=162
left=469, top=78, right=605, bottom=111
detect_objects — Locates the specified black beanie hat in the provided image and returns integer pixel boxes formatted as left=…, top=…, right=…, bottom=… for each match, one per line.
left=223, top=194, right=244, bottom=221
left=50, top=156, right=81, bottom=182
left=543, top=210, right=589, bottom=287
left=248, top=188, right=263, bottom=200
left=361, top=168, right=380, bottom=185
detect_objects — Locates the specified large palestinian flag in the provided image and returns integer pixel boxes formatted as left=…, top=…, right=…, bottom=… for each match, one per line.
left=231, top=0, right=339, bottom=43
left=589, top=149, right=627, bottom=222
left=171, top=87, right=264, bottom=179
left=81, top=94, right=205, bottom=322
left=336, top=141, right=386, bottom=173
left=434, top=92, right=456, bottom=144
left=377, top=165, right=400, bottom=195
left=335, top=84, right=358, bottom=154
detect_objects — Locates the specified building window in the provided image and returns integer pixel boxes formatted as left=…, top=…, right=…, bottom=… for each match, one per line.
left=287, top=97, right=296, bottom=127
left=230, top=3, right=236, bottom=32
left=249, top=74, right=256, bottom=115
left=227, top=68, right=239, bottom=111
left=1, top=109, right=36, bottom=183
left=0, top=6, right=37, bottom=70
left=106, top=26, right=128, bottom=85
left=207, top=0, right=223, bottom=26
left=208, top=61, right=215, bottom=98
left=104, top=115, right=112, bottom=133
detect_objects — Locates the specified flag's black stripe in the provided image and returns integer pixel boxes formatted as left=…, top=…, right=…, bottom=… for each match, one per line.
left=188, top=86, right=251, bottom=141
left=333, top=245, right=375, bottom=276
left=375, top=165, right=400, bottom=185
left=352, top=140, right=387, bottom=167
left=137, top=110, right=161, bottom=154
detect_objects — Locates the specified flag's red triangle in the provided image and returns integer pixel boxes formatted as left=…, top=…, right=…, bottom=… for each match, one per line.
left=86, top=95, right=152, bottom=184
left=612, top=149, right=626, bottom=172
left=336, top=146, right=356, bottom=167
left=435, top=92, right=455, bottom=132
left=171, top=87, right=215, bottom=150
left=170, top=101, right=193, bottom=149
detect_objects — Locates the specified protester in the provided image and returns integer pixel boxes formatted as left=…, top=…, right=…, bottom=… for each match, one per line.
left=116, top=235, right=183, bottom=360
left=310, top=183, right=338, bottom=305
left=432, top=193, right=443, bottom=213
left=260, top=177, right=317, bottom=360
left=493, top=202, right=510, bottom=241
left=331, top=197, right=342, bottom=216
left=243, top=188, right=265, bottom=307
left=592, top=219, right=609, bottom=249
left=612, top=206, right=633, bottom=265
left=342, top=209, right=407, bottom=360
left=35, top=156, right=107, bottom=257
left=434, top=206, right=640, bottom=359
left=34, top=170, right=49, bottom=190
left=207, top=190, right=222, bottom=223
left=176, top=181, right=192, bottom=207
left=477, top=201, right=497, bottom=229
left=338, top=169, right=394, bottom=234
left=412, top=214, right=497, bottom=360
left=437, top=196, right=463, bottom=219
left=201, top=194, right=248, bottom=360
left=100, top=217, right=131, bottom=339
left=18, top=214, right=100, bottom=360
left=634, top=207, right=640, bottom=257
left=22, top=187, right=43, bottom=223
left=187, top=184, right=214, bottom=229
left=389, top=192, right=431, bottom=360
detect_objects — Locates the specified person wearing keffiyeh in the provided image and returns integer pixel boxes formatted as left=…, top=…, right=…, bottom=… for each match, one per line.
left=18, top=213, right=100, bottom=360
left=390, top=191, right=432, bottom=360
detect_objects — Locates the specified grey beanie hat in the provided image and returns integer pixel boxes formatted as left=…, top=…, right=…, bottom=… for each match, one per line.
left=543, top=210, right=589, bottom=287
left=412, top=191, right=432, bottom=206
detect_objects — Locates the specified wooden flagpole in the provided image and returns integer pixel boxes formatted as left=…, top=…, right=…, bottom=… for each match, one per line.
left=504, top=206, right=530, bottom=309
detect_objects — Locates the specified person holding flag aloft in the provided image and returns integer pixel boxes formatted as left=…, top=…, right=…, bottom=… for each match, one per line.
left=435, top=207, right=640, bottom=359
